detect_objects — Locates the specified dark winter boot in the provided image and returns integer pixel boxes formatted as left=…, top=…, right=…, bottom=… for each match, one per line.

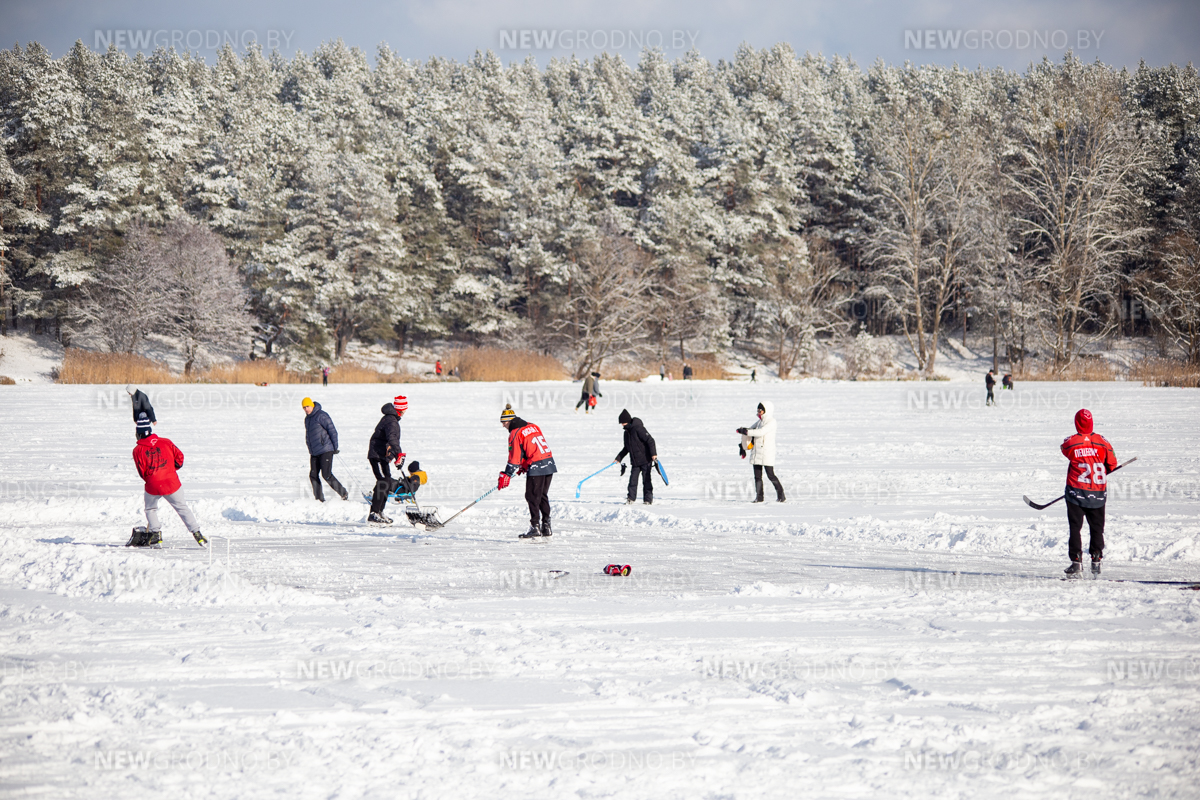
left=1091, top=555, right=1102, bottom=575
left=1064, top=560, right=1084, bottom=576
left=519, top=524, right=541, bottom=539
left=311, top=479, right=325, bottom=502
left=125, top=526, right=150, bottom=547
left=625, top=498, right=636, bottom=504
left=643, top=499, right=653, bottom=505
left=147, top=530, right=162, bottom=547
left=191, top=530, right=207, bottom=547
left=368, top=512, right=392, bottom=525
left=540, top=519, right=553, bottom=537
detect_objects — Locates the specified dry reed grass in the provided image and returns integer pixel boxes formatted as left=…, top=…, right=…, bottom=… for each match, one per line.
left=445, top=347, right=567, bottom=381
left=57, top=349, right=179, bottom=384
left=604, top=356, right=731, bottom=381
left=1015, top=358, right=1120, bottom=382
left=1128, top=358, right=1200, bottom=388
left=58, top=349, right=401, bottom=384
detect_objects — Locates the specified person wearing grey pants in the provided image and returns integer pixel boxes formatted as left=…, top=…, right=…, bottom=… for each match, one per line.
left=130, top=413, right=207, bottom=547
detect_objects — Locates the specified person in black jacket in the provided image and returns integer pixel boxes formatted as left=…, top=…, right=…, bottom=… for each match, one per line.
left=302, top=397, right=347, bottom=502
left=985, top=370, right=996, bottom=406
left=613, top=408, right=658, bottom=504
left=367, top=395, right=407, bottom=524
left=126, top=385, right=156, bottom=425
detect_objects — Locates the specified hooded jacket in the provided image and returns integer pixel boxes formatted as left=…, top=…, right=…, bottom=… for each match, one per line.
left=1061, top=409, right=1116, bottom=507
left=130, top=389, right=157, bottom=423
left=303, top=401, right=339, bottom=456
left=616, top=410, right=657, bottom=467
left=368, top=403, right=402, bottom=462
left=133, top=434, right=184, bottom=496
left=741, top=400, right=778, bottom=466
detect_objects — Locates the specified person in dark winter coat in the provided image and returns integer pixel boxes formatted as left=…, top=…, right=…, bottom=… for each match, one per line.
left=301, top=397, right=346, bottom=502
left=985, top=370, right=996, bottom=406
left=367, top=395, right=407, bottom=523
left=613, top=409, right=658, bottom=504
left=682, top=364, right=693, bottom=380
left=130, top=413, right=205, bottom=547
left=575, top=372, right=602, bottom=413
left=126, top=385, right=156, bottom=425
left=497, top=404, right=557, bottom=538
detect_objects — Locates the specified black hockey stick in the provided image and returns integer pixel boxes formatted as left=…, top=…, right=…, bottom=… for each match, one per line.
left=1023, top=456, right=1138, bottom=510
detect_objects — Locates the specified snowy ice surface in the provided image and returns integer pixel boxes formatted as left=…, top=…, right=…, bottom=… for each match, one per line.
left=1, top=380, right=1198, bottom=798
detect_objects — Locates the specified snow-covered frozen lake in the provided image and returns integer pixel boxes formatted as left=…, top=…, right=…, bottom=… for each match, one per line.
left=2, top=379, right=1198, bottom=798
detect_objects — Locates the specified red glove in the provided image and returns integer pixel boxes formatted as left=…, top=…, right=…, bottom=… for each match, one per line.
left=394, top=452, right=406, bottom=468
left=517, top=465, right=527, bottom=476
left=497, top=472, right=511, bottom=490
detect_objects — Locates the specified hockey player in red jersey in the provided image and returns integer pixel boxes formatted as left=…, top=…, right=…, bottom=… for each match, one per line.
left=497, top=403, right=557, bottom=538
left=1060, top=408, right=1118, bottom=575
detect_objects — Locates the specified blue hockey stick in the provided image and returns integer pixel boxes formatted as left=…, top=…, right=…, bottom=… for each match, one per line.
left=575, top=461, right=617, bottom=498
left=655, top=459, right=669, bottom=485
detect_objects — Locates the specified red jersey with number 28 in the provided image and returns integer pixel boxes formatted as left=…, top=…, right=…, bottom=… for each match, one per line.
left=1061, top=432, right=1117, bottom=493
left=506, top=422, right=557, bottom=477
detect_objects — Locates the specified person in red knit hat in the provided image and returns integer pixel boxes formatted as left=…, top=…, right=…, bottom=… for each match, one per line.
left=129, top=412, right=206, bottom=547
left=1061, top=408, right=1118, bottom=575
left=367, top=395, right=407, bottom=524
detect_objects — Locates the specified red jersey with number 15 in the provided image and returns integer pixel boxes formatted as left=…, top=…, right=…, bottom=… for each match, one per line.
left=1061, top=432, right=1117, bottom=493
left=506, top=422, right=558, bottom=476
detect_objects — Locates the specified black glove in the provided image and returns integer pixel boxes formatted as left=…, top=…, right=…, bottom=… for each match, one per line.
left=736, top=427, right=748, bottom=435
left=620, top=462, right=627, bottom=476
left=332, top=449, right=339, bottom=455
left=739, top=445, right=747, bottom=459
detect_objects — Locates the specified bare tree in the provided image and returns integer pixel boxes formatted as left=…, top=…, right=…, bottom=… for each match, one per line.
left=653, top=253, right=726, bottom=362
left=1135, top=232, right=1200, bottom=363
left=157, top=220, right=253, bottom=376
left=70, top=224, right=168, bottom=353
left=554, top=226, right=655, bottom=378
left=757, top=236, right=850, bottom=378
left=863, top=73, right=989, bottom=376
left=1009, top=58, right=1154, bottom=369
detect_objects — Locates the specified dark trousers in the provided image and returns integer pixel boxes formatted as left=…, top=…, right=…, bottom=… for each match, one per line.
left=753, top=464, right=785, bottom=501
left=1067, top=501, right=1105, bottom=561
left=575, top=391, right=592, bottom=411
left=525, top=474, right=553, bottom=527
left=309, top=452, right=345, bottom=501
left=986, top=386, right=995, bottom=405
left=322, top=375, right=328, bottom=386
left=628, top=464, right=654, bottom=501
left=369, top=458, right=397, bottom=515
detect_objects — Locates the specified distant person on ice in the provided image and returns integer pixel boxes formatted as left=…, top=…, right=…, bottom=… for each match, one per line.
left=575, top=371, right=602, bottom=413
left=1061, top=408, right=1117, bottom=575
left=497, top=403, right=557, bottom=538
left=683, top=363, right=693, bottom=380
left=129, top=412, right=205, bottom=547
left=737, top=401, right=785, bottom=503
left=660, top=363, right=666, bottom=381
left=1002, top=373, right=1014, bottom=390
left=435, top=360, right=443, bottom=378
left=367, top=395, right=407, bottom=525
left=614, top=409, right=658, bottom=505
left=985, top=370, right=996, bottom=406
left=302, top=397, right=347, bottom=502
left=322, top=366, right=330, bottom=386
left=126, top=385, right=156, bottom=426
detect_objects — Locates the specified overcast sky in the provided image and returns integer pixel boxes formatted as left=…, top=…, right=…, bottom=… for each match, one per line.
left=2, top=0, right=1196, bottom=71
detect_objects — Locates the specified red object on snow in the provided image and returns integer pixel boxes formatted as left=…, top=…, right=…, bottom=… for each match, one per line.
left=604, top=564, right=632, bottom=576
left=393, top=395, right=408, bottom=414
left=133, top=435, right=185, bottom=496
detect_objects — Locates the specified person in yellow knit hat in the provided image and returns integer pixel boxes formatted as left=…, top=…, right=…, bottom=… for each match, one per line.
left=302, top=396, right=347, bottom=502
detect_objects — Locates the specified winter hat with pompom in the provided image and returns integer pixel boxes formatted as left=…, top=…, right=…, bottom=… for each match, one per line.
left=500, top=404, right=516, bottom=424
left=393, top=395, right=408, bottom=414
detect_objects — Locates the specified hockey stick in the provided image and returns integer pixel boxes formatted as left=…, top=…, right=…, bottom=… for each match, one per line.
left=1023, top=456, right=1138, bottom=510
left=575, top=461, right=617, bottom=498
left=440, top=487, right=496, bottom=526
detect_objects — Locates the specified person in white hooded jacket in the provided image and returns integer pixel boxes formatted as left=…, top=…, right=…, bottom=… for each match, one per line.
left=738, top=400, right=785, bottom=502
